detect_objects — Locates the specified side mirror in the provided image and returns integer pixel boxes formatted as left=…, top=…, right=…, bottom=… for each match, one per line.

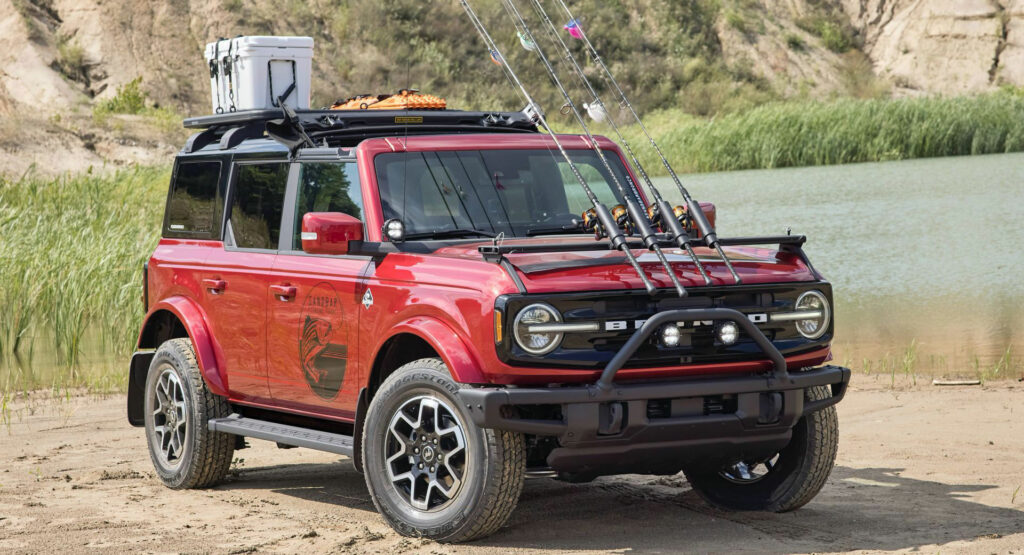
left=301, top=212, right=364, bottom=255
left=697, top=201, right=716, bottom=230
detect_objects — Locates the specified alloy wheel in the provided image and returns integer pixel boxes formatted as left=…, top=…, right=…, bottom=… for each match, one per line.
left=150, top=367, right=189, bottom=467
left=384, top=395, right=468, bottom=512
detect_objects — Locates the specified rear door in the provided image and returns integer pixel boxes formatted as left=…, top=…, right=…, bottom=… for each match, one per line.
left=202, top=160, right=290, bottom=404
left=266, top=156, right=371, bottom=419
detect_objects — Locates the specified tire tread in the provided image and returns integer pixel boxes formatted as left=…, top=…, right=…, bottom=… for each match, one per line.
left=150, top=338, right=234, bottom=489
left=684, top=385, right=839, bottom=512
left=363, top=358, right=525, bottom=543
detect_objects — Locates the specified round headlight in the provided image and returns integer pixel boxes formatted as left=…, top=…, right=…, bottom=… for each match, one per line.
left=513, top=303, right=563, bottom=355
left=794, top=290, right=830, bottom=339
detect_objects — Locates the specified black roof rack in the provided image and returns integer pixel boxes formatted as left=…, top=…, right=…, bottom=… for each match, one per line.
left=188, top=108, right=535, bottom=134
left=181, top=109, right=539, bottom=153
left=185, top=108, right=538, bottom=130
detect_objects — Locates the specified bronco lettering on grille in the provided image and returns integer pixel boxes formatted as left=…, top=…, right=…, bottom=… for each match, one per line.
left=603, top=313, right=767, bottom=331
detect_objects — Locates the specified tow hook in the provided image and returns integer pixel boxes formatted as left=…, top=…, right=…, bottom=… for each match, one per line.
left=598, top=401, right=626, bottom=435
left=758, top=392, right=784, bottom=425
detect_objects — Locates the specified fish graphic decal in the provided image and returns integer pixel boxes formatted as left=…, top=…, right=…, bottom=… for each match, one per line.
left=298, top=283, right=348, bottom=399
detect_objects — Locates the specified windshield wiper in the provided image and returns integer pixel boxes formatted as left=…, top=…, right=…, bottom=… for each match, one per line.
left=525, top=223, right=585, bottom=237
left=405, top=228, right=497, bottom=240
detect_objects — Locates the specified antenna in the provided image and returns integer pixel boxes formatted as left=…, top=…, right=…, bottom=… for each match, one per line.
left=460, top=0, right=658, bottom=295
left=553, top=0, right=742, bottom=285
left=501, top=0, right=686, bottom=297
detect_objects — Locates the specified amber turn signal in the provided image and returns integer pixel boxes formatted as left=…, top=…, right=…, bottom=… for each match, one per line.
left=494, top=309, right=504, bottom=344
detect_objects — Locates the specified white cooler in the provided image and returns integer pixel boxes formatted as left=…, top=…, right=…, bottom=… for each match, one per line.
left=204, top=36, right=314, bottom=114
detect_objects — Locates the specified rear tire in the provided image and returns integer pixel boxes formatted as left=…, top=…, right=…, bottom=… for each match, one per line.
left=143, top=338, right=234, bottom=489
left=362, top=358, right=525, bottom=542
left=683, top=386, right=838, bottom=512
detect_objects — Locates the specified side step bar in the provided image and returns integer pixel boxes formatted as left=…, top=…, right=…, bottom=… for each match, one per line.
left=208, top=414, right=354, bottom=457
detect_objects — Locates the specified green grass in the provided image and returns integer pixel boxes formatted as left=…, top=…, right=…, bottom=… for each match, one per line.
left=0, top=166, right=168, bottom=397
left=614, top=90, right=1024, bottom=173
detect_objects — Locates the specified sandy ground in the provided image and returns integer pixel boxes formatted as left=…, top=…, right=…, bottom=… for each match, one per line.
left=1, top=380, right=1022, bottom=554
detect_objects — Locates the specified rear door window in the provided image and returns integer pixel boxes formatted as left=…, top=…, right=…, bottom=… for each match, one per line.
left=291, top=162, right=364, bottom=250
left=164, top=160, right=222, bottom=238
left=228, top=163, right=289, bottom=250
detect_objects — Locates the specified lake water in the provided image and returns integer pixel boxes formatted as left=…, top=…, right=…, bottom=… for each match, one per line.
left=654, top=153, right=1024, bottom=376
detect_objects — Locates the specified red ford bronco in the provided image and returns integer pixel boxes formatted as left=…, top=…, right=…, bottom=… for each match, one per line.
left=127, top=106, right=850, bottom=542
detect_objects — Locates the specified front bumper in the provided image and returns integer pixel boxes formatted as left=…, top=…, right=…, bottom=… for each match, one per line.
left=457, top=308, right=851, bottom=476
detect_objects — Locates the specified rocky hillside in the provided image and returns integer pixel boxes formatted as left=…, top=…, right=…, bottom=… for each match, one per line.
left=1, top=0, right=1021, bottom=175
left=843, top=0, right=1024, bottom=94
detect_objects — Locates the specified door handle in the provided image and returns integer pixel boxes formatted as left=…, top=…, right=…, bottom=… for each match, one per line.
left=202, top=279, right=227, bottom=294
left=270, top=284, right=297, bottom=301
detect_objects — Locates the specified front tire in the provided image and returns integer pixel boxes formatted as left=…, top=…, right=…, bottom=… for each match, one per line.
left=362, top=358, right=525, bottom=542
left=683, top=386, right=839, bottom=512
left=143, top=338, right=234, bottom=489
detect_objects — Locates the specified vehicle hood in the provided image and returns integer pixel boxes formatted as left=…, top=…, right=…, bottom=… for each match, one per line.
left=430, top=237, right=819, bottom=294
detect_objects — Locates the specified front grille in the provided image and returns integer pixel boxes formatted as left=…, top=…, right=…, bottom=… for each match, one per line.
left=497, top=282, right=832, bottom=369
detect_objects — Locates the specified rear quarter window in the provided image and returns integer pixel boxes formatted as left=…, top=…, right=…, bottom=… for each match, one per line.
left=164, top=160, right=223, bottom=239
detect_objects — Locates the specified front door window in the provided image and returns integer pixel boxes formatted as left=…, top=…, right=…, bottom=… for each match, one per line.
left=292, top=162, right=365, bottom=250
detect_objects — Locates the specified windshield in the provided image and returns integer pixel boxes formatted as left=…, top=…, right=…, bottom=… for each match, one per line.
left=374, top=149, right=636, bottom=238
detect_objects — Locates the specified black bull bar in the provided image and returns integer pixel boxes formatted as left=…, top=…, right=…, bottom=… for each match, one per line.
left=458, top=308, right=851, bottom=438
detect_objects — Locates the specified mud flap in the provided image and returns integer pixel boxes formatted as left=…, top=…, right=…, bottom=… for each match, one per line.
left=126, top=350, right=155, bottom=427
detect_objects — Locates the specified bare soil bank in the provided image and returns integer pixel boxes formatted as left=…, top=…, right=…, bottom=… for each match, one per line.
left=1, top=382, right=1022, bottom=554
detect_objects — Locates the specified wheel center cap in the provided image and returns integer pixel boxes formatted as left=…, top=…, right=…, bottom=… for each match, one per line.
left=422, top=446, right=435, bottom=463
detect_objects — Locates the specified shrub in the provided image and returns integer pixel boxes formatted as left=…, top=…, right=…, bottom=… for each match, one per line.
left=55, top=33, right=88, bottom=82
left=785, top=33, right=806, bottom=51
left=95, top=77, right=148, bottom=115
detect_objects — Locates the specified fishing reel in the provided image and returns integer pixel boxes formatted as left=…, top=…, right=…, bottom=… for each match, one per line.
left=646, top=202, right=693, bottom=234
left=579, top=208, right=604, bottom=239
left=580, top=205, right=636, bottom=239
left=610, top=204, right=636, bottom=235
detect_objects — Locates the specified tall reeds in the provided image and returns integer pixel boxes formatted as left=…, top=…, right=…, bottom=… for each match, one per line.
left=0, top=167, right=168, bottom=374
left=618, top=90, right=1024, bottom=173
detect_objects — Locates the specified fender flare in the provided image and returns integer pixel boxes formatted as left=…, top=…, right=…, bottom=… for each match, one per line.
left=378, top=316, right=486, bottom=385
left=137, top=296, right=228, bottom=397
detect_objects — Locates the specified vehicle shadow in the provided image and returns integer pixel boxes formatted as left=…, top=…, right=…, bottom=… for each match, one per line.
left=222, top=459, right=378, bottom=514
left=221, top=462, right=1022, bottom=552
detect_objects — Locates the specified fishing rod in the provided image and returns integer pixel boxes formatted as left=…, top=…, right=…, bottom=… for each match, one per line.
left=555, top=0, right=742, bottom=285
left=460, top=0, right=658, bottom=295
left=524, top=0, right=712, bottom=287
left=500, top=0, right=687, bottom=297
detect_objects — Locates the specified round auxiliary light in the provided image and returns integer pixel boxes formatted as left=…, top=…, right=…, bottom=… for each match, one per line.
left=660, top=324, right=681, bottom=348
left=717, top=322, right=740, bottom=346
left=513, top=303, right=563, bottom=356
left=383, top=219, right=405, bottom=242
left=794, top=290, right=831, bottom=339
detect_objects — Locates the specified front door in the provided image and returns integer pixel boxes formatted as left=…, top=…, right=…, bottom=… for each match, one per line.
left=203, top=160, right=290, bottom=404
left=267, top=160, right=370, bottom=419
